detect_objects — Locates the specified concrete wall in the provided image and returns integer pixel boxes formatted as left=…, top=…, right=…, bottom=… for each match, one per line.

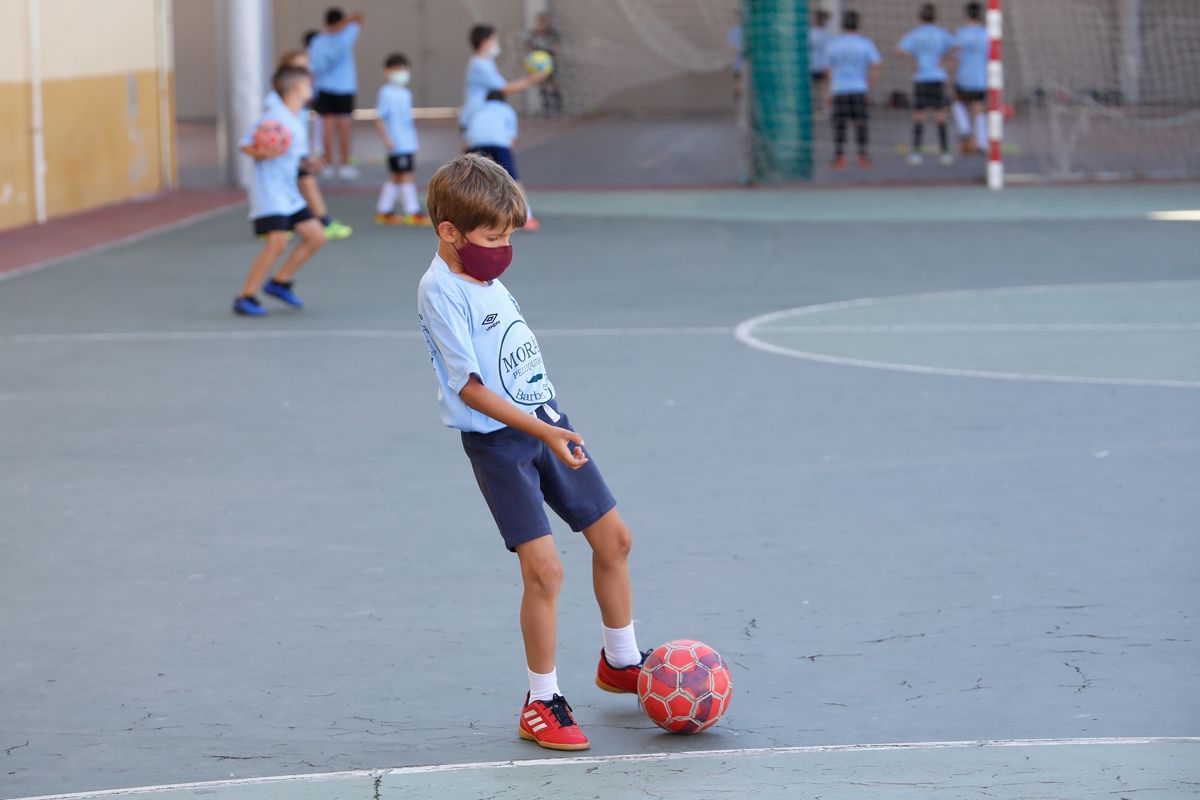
left=0, top=0, right=174, bottom=231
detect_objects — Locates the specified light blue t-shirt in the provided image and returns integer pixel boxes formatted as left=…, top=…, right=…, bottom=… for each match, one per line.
left=808, top=26, right=831, bottom=73
left=240, top=104, right=306, bottom=219
left=825, top=33, right=882, bottom=95
left=954, top=24, right=990, bottom=90
left=728, top=24, right=743, bottom=74
left=898, top=24, right=955, bottom=82
left=308, top=22, right=360, bottom=94
left=465, top=100, right=517, bottom=148
left=263, top=91, right=309, bottom=157
left=418, top=255, right=555, bottom=433
left=460, top=55, right=507, bottom=126
left=376, top=84, right=419, bottom=155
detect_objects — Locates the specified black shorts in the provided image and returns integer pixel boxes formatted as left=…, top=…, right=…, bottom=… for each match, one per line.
left=461, top=401, right=617, bottom=552
left=832, top=93, right=868, bottom=122
left=811, top=72, right=827, bottom=83
left=955, top=86, right=987, bottom=104
left=252, top=206, right=314, bottom=236
left=914, top=82, right=948, bottom=110
left=468, top=145, right=519, bottom=181
left=314, top=91, right=355, bottom=116
left=387, top=153, right=415, bottom=174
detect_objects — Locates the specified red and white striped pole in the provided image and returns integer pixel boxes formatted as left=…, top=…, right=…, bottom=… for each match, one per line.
left=986, top=0, right=1004, bottom=190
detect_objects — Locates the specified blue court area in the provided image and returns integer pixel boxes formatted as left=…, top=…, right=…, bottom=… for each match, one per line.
left=1, top=184, right=1198, bottom=799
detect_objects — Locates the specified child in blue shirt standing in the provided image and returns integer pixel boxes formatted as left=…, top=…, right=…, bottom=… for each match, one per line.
left=465, top=90, right=539, bottom=231
left=234, top=66, right=326, bottom=317
left=897, top=3, right=956, bottom=165
left=952, top=1, right=990, bottom=155
left=373, top=53, right=428, bottom=226
left=824, top=10, right=882, bottom=169
left=416, top=154, right=647, bottom=751
left=309, top=7, right=363, bottom=179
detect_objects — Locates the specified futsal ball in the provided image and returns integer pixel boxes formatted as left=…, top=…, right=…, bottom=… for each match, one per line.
left=524, top=49, right=554, bottom=76
left=253, top=120, right=291, bottom=155
left=637, top=639, right=732, bottom=734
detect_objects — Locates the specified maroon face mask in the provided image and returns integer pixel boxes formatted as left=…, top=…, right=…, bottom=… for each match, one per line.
left=457, top=240, right=513, bottom=282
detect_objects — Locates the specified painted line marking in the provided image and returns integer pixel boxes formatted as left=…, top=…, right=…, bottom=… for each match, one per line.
left=0, top=327, right=734, bottom=344
left=735, top=280, right=1200, bottom=390
left=1148, top=209, right=1200, bottom=221
left=12, top=737, right=1200, bottom=800
left=0, top=199, right=246, bottom=284
left=755, top=322, right=1200, bottom=333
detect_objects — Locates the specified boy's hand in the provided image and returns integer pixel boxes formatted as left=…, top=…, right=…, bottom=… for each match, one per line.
left=302, top=156, right=324, bottom=171
left=541, top=424, right=588, bottom=470
left=242, top=144, right=285, bottom=161
left=385, top=138, right=396, bottom=152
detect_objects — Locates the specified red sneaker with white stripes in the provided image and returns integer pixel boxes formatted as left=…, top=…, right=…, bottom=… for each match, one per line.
left=518, top=693, right=590, bottom=751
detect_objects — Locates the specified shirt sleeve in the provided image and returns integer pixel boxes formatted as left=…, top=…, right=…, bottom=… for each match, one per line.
left=898, top=31, right=915, bottom=54
left=484, top=60, right=506, bottom=90
left=419, top=282, right=480, bottom=394
left=508, top=107, right=518, bottom=140
left=376, top=88, right=390, bottom=121
left=308, top=40, right=328, bottom=76
left=239, top=118, right=261, bottom=147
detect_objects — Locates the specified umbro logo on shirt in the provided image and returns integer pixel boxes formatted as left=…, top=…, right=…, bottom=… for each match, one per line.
left=481, top=313, right=501, bottom=331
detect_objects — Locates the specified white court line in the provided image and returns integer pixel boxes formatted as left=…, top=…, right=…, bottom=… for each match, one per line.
left=756, top=322, right=1200, bottom=333
left=0, top=199, right=246, bottom=284
left=1149, top=209, right=1200, bottom=221
left=735, top=280, right=1200, bottom=390
left=0, top=327, right=733, bottom=344
left=11, top=737, right=1200, bottom=800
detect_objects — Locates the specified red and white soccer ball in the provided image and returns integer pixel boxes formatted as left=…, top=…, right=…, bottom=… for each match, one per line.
left=637, top=639, right=732, bottom=734
left=253, top=120, right=291, bottom=155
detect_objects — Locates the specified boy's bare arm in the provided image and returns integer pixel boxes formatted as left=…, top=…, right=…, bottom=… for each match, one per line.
left=374, top=118, right=394, bottom=151
left=459, top=376, right=588, bottom=469
left=241, top=143, right=280, bottom=161
left=328, top=12, right=364, bottom=32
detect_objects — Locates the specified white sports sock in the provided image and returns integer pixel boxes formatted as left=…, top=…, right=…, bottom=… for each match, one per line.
left=376, top=182, right=398, bottom=214
left=602, top=623, right=641, bottom=669
left=528, top=667, right=559, bottom=703
left=952, top=101, right=970, bottom=136
left=974, top=113, right=988, bottom=151
left=399, top=182, right=420, bottom=215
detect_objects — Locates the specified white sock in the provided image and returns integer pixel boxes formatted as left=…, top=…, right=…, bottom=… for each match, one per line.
left=602, top=623, right=641, bottom=669
left=399, top=182, right=420, bottom=215
left=376, top=182, right=398, bottom=214
left=952, top=101, right=970, bottom=136
left=974, top=113, right=988, bottom=151
left=527, top=667, right=559, bottom=703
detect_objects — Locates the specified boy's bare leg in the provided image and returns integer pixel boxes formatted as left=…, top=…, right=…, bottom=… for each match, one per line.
left=515, top=535, right=563, bottom=674
left=338, top=116, right=353, bottom=166
left=299, top=175, right=328, bottom=218
left=239, top=232, right=288, bottom=297
left=583, top=509, right=633, bottom=629
left=272, top=218, right=326, bottom=283
left=322, top=114, right=337, bottom=166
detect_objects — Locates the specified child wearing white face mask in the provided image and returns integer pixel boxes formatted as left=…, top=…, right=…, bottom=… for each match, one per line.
left=460, top=24, right=547, bottom=136
left=374, top=53, right=427, bottom=226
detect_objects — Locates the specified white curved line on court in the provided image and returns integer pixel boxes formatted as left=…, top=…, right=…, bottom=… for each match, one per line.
left=12, top=736, right=1200, bottom=800
left=734, top=280, right=1200, bottom=389
left=0, top=327, right=734, bottom=344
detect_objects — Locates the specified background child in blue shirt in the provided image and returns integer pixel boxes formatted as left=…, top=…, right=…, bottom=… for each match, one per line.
left=373, top=53, right=427, bottom=226
left=465, top=90, right=541, bottom=231
left=897, top=3, right=956, bottom=165
left=952, top=1, right=991, bottom=155
left=308, top=7, right=363, bottom=179
left=234, top=66, right=326, bottom=317
left=824, top=10, right=882, bottom=169
left=416, top=154, right=647, bottom=751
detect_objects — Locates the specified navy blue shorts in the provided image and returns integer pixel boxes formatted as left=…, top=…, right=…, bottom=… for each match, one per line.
left=468, top=145, right=519, bottom=181
left=461, top=401, right=617, bottom=552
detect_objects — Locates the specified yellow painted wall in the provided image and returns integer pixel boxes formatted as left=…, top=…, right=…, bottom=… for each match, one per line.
left=0, top=0, right=174, bottom=231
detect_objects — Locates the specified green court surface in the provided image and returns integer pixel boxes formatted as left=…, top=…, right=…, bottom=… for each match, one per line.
left=1, top=184, right=1198, bottom=799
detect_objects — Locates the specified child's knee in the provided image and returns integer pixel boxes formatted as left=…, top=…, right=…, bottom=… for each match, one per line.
left=592, top=518, right=632, bottom=562
left=523, top=553, right=564, bottom=597
left=264, top=233, right=289, bottom=254
left=301, top=222, right=327, bottom=248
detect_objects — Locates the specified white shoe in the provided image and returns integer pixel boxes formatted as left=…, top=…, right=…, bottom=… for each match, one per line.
left=337, top=164, right=359, bottom=180
left=940, top=153, right=955, bottom=166
left=319, top=165, right=336, bottom=180
left=907, top=153, right=923, bottom=165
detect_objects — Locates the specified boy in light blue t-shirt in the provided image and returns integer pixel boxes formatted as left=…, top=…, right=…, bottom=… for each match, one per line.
left=234, top=66, right=326, bottom=317
left=373, top=53, right=428, bottom=226
left=897, top=3, right=956, bottom=165
left=952, top=1, right=990, bottom=154
left=416, top=154, right=647, bottom=751
left=466, top=91, right=519, bottom=176
left=824, top=10, right=882, bottom=168
left=308, top=7, right=363, bottom=179
left=461, top=24, right=547, bottom=131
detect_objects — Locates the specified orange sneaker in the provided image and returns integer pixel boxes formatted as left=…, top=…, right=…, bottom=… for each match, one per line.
left=857, top=154, right=872, bottom=168
left=523, top=216, right=541, bottom=232
left=375, top=213, right=404, bottom=225
left=832, top=155, right=849, bottom=170
left=518, top=693, right=590, bottom=751
left=595, top=648, right=650, bottom=694
left=402, top=213, right=432, bottom=226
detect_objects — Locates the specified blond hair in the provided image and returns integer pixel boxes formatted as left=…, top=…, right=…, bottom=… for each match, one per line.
left=427, top=154, right=527, bottom=233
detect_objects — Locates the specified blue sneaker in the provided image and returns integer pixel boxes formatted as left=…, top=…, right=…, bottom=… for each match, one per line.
left=263, top=279, right=304, bottom=308
left=233, top=295, right=267, bottom=316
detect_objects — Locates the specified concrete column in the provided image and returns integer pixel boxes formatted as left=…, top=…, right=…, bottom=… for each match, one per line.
left=216, top=0, right=273, bottom=189
left=1118, top=0, right=1141, bottom=105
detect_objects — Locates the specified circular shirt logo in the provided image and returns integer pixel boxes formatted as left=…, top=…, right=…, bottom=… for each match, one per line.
left=499, top=320, right=554, bottom=406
